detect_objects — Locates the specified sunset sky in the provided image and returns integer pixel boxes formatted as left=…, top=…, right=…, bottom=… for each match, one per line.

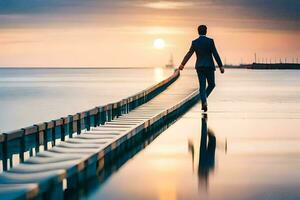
left=0, top=0, right=299, bottom=67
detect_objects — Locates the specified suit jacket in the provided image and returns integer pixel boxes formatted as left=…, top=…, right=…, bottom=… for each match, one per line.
left=181, top=35, right=223, bottom=70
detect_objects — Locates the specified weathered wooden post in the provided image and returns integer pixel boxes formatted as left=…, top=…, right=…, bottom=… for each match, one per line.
left=83, top=112, right=88, bottom=131
left=88, top=110, right=93, bottom=128
left=33, top=125, right=40, bottom=153
left=111, top=104, right=115, bottom=120
left=112, top=103, right=116, bottom=117
left=115, top=103, right=118, bottom=119
left=9, top=155, right=13, bottom=169
left=93, top=107, right=99, bottom=126
left=76, top=113, right=81, bottom=135
left=2, top=130, right=24, bottom=168
left=86, top=112, right=91, bottom=131
left=60, top=118, right=66, bottom=141
left=112, top=103, right=118, bottom=119
left=128, top=98, right=133, bottom=111
left=133, top=97, right=137, bottom=109
left=20, top=129, right=25, bottom=162
left=121, top=99, right=126, bottom=114
left=107, top=104, right=112, bottom=122
left=67, top=115, right=73, bottom=138
left=117, top=102, right=122, bottom=117
left=34, top=123, right=46, bottom=153
left=43, top=122, right=48, bottom=150
left=1, top=134, right=8, bottom=171
left=50, top=120, right=56, bottom=146
left=95, top=107, right=101, bottom=126
left=99, top=107, right=106, bottom=125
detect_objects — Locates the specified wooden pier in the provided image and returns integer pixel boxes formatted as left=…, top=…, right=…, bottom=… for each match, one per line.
left=0, top=70, right=199, bottom=200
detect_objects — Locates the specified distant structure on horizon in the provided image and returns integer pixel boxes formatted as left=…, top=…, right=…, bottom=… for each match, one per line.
left=165, top=54, right=175, bottom=69
left=224, top=63, right=300, bottom=70
left=236, top=63, right=300, bottom=70
left=225, top=53, right=300, bottom=69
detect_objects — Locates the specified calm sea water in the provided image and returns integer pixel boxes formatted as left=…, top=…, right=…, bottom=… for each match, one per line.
left=82, top=69, right=300, bottom=200
left=0, top=68, right=173, bottom=133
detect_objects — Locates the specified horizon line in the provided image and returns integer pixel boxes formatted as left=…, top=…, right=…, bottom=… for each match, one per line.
left=0, top=66, right=164, bottom=69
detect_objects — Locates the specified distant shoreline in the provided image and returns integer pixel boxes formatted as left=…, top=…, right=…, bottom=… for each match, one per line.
left=229, top=63, right=300, bottom=70
left=1, top=64, right=300, bottom=70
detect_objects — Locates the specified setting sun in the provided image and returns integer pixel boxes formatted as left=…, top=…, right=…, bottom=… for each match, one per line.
left=153, top=38, right=166, bottom=49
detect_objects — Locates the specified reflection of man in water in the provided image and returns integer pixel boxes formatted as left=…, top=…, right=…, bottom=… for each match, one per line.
left=198, top=114, right=216, bottom=189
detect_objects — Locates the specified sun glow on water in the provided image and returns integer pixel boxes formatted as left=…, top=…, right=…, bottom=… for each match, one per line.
left=154, top=67, right=164, bottom=82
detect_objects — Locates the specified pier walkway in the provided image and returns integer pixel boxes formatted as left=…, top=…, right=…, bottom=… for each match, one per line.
left=0, top=70, right=199, bottom=200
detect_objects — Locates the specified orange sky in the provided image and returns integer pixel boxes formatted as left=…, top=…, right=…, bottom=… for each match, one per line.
left=0, top=0, right=299, bottom=67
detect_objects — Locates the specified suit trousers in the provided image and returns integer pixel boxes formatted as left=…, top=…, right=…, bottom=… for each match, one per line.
left=196, top=68, right=215, bottom=104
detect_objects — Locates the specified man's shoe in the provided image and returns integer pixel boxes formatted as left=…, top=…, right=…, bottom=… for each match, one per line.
left=202, top=103, right=208, bottom=112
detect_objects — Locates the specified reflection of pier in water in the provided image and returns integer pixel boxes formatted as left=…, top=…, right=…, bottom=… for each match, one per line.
left=65, top=113, right=179, bottom=199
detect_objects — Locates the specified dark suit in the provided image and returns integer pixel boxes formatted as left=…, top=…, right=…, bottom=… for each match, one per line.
left=181, top=35, right=223, bottom=104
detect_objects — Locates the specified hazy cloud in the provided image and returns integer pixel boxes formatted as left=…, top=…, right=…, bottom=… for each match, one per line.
left=0, top=0, right=299, bottom=31
left=141, top=1, right=195, bottom=9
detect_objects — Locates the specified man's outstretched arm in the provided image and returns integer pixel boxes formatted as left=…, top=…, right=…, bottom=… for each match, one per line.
left=179, top=43, right=194, bottom=70
left=211, top=40, right=224, bottom=73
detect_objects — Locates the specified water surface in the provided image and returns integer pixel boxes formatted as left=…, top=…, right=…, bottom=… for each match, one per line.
left=0, top=68, right=172, bottom=132
left=83, top=69, right=300, bottom=200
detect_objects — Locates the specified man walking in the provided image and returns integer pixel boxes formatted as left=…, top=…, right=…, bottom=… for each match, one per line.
left=178, top=25, right=224, bottom=112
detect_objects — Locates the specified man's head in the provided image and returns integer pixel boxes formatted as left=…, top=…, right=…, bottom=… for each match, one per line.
left=198, top=25, right=207, bottom=35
